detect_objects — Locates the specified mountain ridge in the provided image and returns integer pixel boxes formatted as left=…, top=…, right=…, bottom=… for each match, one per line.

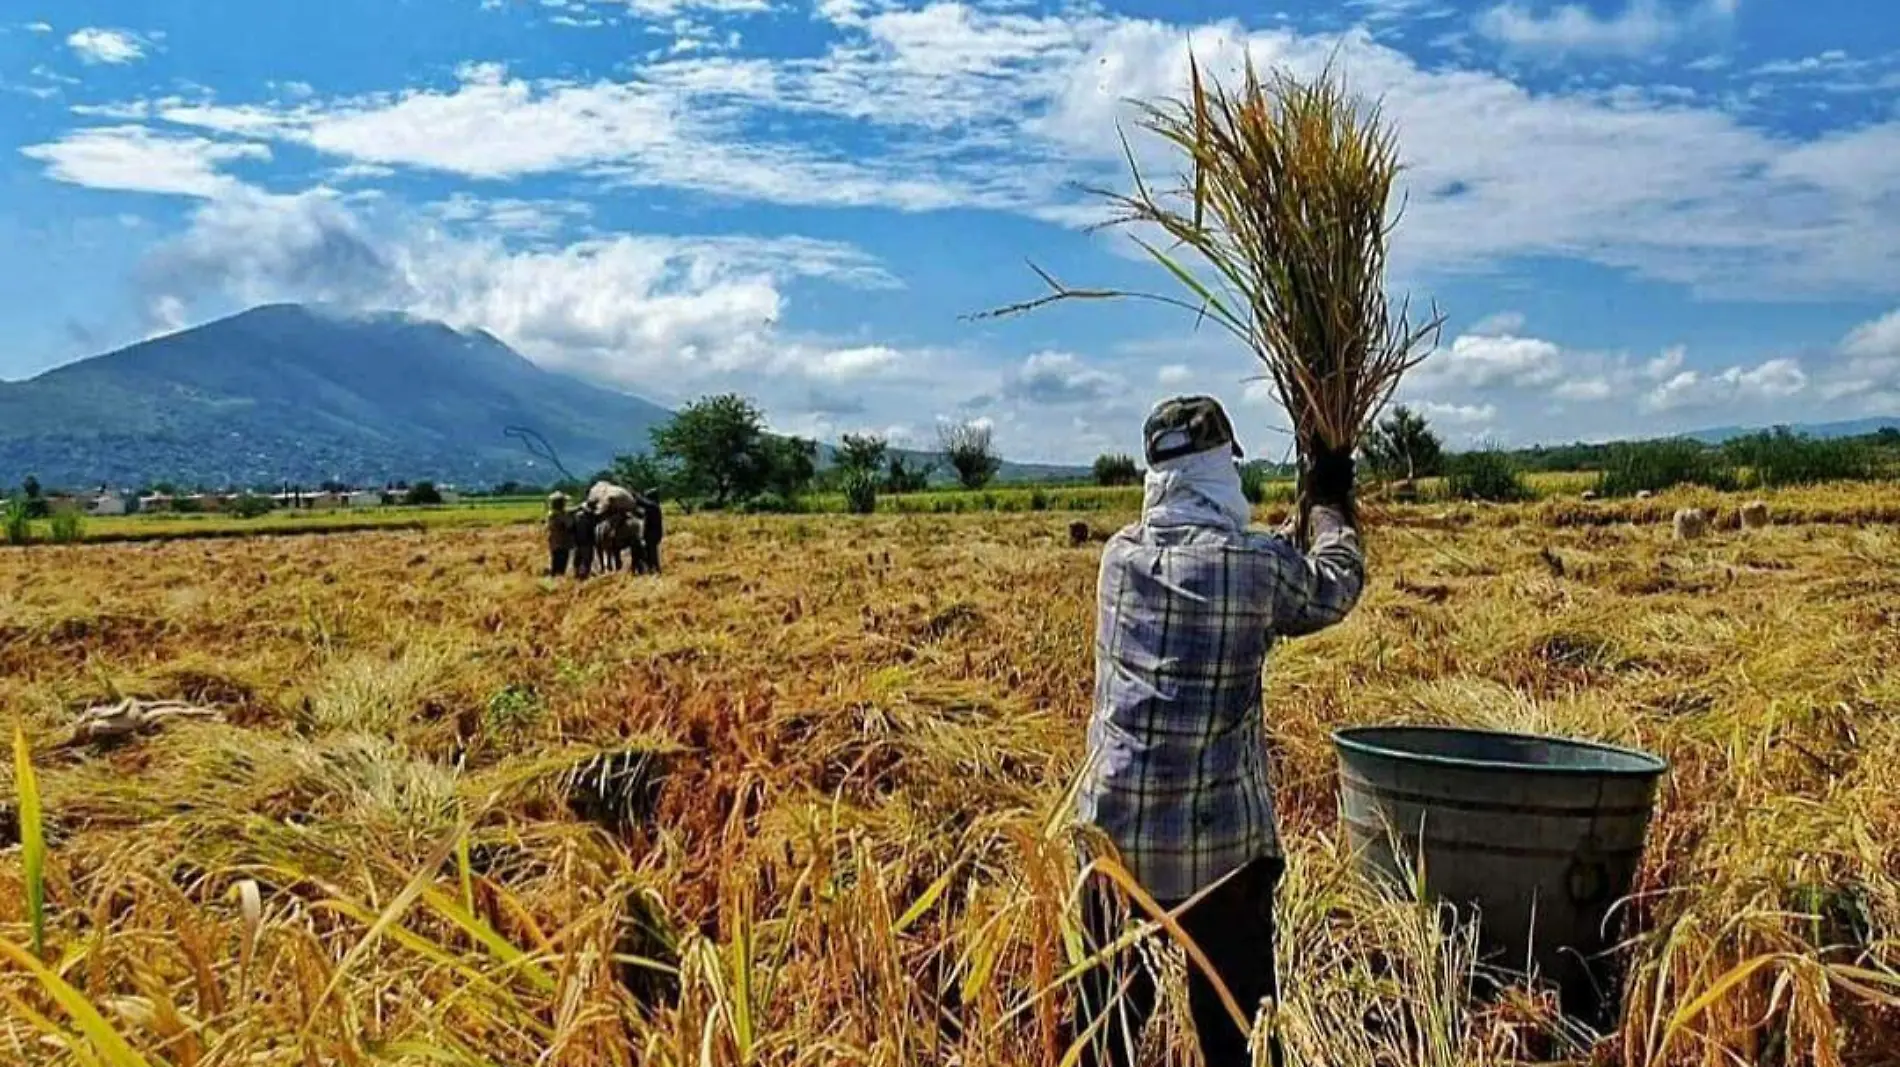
left=0, top=304, right=674, bottom=489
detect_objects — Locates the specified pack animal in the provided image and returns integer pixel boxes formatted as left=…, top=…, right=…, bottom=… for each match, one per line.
left=595, top=511, right=642, bottom=573
left=1673, top=507, right=1709, bottom=541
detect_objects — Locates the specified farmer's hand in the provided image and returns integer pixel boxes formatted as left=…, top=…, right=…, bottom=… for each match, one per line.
left=1307, top=451, right=1356, bottom=510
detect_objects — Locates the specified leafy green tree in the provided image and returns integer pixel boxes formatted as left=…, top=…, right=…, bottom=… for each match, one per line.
left=404, top=481, right=444, bottom=506
left=20, top=475, right=48, bottom=519
left=610, top=454, right=675, bottom=499
left=1092, top=453, right=1141, bottom=486
left=939, top=421, right=1002, bottom=490
left=1363, top=405, right=1443, bottom=482
left=229, top=494, right=275, bottom=519
left=884, top=454, right=933, bottom=493
left=651, top=394, right=774, bottom=507
left=1446, top=449, right=1530, bottom=502
left=837, top=433, right=889, bottom=476
left=763, top=436, right=819, bottom=500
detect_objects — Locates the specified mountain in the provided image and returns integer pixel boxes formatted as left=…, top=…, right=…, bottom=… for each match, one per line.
left=0, top=304, right=673, bottom=489
left=1681, top=416, right=1900, bottom=445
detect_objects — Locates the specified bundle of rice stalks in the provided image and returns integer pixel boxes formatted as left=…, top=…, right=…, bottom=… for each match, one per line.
left=986, top=57, right=1440, bottom=523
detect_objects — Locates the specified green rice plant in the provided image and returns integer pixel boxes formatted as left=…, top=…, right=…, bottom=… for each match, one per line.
left=842, top=469, right=879, bottom=515
left=1445, top=449, right=1531, bottom=502
left=1598, top=439, right=1737, bottom=497
left=13, top=722, right=44, bottom=955
left=48, top=511, right=84, bottom=544
left=1723, top=429, right=1873, bottom=488
left=4, top=498, right=29, bottom=546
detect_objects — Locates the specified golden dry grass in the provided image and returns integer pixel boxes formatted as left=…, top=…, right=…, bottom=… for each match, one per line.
left=3, top=485, right=1899, bottom=1065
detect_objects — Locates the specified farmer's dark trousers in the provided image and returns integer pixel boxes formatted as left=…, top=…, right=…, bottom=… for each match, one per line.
left=1075, top=855, right=1286, bottom=1067
left=549, top=547, right=570, bottom=577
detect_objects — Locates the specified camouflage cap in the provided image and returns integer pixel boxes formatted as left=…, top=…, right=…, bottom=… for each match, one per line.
left=1142, top=395, right=1243, bottom=466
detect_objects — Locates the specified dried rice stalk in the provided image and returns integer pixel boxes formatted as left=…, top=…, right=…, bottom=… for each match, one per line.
left=985, top=56, right=1442, bottom=503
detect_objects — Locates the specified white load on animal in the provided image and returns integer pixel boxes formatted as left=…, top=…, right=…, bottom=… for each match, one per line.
left=586, top=481, right=639, bottom=518
left=1672, top=507, right=1709, bottom=541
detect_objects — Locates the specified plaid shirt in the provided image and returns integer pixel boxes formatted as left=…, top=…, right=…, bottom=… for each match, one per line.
left=1077, top=507, right=1364, bottom=901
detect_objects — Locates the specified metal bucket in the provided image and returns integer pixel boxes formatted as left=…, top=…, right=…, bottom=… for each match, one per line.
left=1332, top=725, right=1667, bottom=1025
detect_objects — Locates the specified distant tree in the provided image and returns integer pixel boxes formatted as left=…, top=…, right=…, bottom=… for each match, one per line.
left=20, top=475, right=47, bottom=519
left=1877, top=427, right=1900, bottom=445
left=404, top=481, right=444, bottom=506
left=610, top=453, right=674, bottom=500
left=229, top=493, right=275, bottom=519
left=150, top=482, right=179, bottom=497
left=837, top=433, right=889, bottom=476
left=939, top=421, right=1002, bottom=490
left=650, top=394, right=775, bottom=507
left=1093, top=453, right=1141, bottom=487
left=884, top=454, right=934, bottom=494
left=763, top=436, right=819, bottom=500
left=319, top=479, right=350, bottom=494
left=1364, top=406, right=1444, bottom=482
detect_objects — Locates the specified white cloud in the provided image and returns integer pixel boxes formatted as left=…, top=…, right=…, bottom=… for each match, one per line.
left=20, top=126, right=270, bottom=198
left=1825, top=308, right=1900, bottom=406
left=1645, top=345, right=1686, bottom=381
left=26, top=21, right=54, bottom=34
left=806, top=344, right=901, bottom=380
left=1005, top=350, right=1125, bottom=405
left=1552, top=377, right=1615, bottom=401
left=83, top=13, right=1900, bottom=297
left=67, top=27, right=148, bottom=65
left=1420, top=333, right=1564, bottom=389
left=1415, top=400, right=1496, bottom=425
left=1475, top=0, right=1735, bottom=57
left=141, top=189, right=905, bottom=398
left=1156, top=363, right=1192, bottom=386
left=1642, top=357, right=1808, bottom=411
left=1468, top=310, right=1525, bottom=336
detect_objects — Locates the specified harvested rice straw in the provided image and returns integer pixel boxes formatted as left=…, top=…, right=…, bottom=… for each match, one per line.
left=984, top=56, right=1442, bottom=538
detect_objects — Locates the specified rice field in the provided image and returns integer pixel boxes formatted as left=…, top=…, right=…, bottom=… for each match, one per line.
left=3, top=483, right=1899, bottom=1065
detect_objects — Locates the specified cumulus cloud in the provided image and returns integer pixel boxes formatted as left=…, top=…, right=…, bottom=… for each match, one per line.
left=139, top=189, right=907, bottom=396
left=1419, top=333, right=1564, bottom=389
left=1474, top=0, right=1734, bottom=57
left=1825, top=308, right=1900, bottom=408
left=1552, top=377, right=1615, bottom=402
left=1156, top=363, right=1192, bottom=386
left=1642, top=358, right=1808, bottom=411
left=70, top=11, right=1900, bottom=297
left=1415, top=400, right=1496, bottom=425
left=1467, top=310, right=1526, bottom=336
left=1005, top=350, right=1125, bottom=405
left=20, top=126, right=270, bottom=198
left=67, top=27, right=148, bottom=65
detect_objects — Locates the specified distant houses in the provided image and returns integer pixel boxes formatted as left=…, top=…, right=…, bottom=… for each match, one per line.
left=87, top=485, right=468, bottom=514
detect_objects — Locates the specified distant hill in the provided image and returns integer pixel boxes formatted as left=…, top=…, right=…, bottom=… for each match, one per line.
left=0, top=304, right=672, bottom=489
left=1681, top=416, right=1900, bottom=445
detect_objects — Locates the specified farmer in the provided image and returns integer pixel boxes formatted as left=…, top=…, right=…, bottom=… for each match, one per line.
left=545, top=492, right=574, bottom=577
left=636, top=492, right=663, bottom=574
left=1073, top=395, right=1363, bottom=1067
left=570, top=499, right=597, bottom=580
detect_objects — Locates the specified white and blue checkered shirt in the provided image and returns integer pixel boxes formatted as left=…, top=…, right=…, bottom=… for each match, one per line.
left=1077, top=505, right=1364, bottom=901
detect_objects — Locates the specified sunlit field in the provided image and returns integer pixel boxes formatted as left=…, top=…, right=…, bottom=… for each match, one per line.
left=4, top=483, right=1899, bottom=1065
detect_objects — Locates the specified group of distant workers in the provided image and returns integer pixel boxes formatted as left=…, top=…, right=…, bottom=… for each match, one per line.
left=544, top=482, right=663, bottom=579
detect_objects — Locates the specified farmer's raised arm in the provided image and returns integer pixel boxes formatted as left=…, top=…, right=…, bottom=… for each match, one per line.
left=1271, top=450, right=1365, bottom=636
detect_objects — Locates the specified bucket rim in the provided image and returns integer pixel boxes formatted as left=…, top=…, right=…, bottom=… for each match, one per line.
left=1331, top=724, right=1668, bottom=778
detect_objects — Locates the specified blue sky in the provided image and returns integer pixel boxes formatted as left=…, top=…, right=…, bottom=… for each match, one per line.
left=4, top=0, right=1900, bottom=463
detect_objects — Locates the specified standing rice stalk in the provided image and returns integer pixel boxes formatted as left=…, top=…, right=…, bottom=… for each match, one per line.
left=984, top=56, right=1442, bottom=530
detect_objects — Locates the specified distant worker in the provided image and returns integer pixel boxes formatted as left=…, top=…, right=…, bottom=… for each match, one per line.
left=1073, top=396, right=1364, bottom=1067
left=571, top=500, right=597, bottom=580
left=545, top=492, right=574, bottom=577
left=637, top=492, right=663, bottom=574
